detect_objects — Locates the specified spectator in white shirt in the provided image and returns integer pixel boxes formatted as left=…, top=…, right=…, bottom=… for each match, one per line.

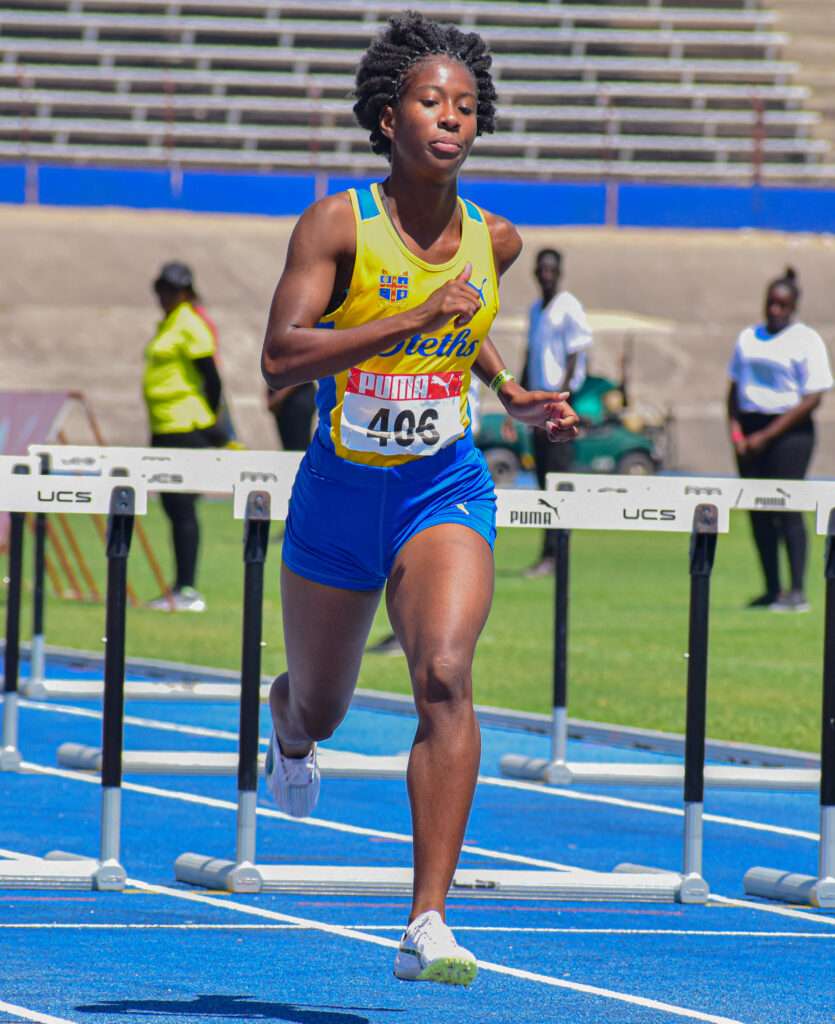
left=728, top=266, right=833, bottom=612
left=522, top=248, right=593, bottom=577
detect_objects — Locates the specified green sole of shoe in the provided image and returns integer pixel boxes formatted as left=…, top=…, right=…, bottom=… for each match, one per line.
left=417, top=958, right=477, bottom=986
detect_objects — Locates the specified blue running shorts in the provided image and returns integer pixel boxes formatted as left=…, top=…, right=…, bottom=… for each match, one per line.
left=282, top=433, right=496, bottom=591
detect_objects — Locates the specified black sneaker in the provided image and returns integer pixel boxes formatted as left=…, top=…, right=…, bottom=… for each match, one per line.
left=770, top=590, right=810, bottom=613
left=745, top=593, right=779, bottom=609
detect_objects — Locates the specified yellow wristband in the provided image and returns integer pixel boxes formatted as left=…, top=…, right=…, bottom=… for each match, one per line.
left=489, top=369, right=516, bottom=394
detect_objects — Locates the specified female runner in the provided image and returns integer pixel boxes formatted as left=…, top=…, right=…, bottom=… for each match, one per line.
left=260, top=11, right=578, bottom=986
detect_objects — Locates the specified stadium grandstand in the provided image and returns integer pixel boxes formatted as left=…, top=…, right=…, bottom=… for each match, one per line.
left=1, top=0, right=834, bottom=183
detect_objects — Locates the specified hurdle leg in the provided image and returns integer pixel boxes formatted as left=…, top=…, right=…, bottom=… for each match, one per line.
left=233, top=492, right=270, bottom=882
left=545, top=529, right=572, bottom=784
left=23, top=455, right=52, bottom=698
left=1, top=467, right=28, bottom=770
left=744, top=514, right=835, bottom=909
left=678, top=503, right=718, bottom=902
left=175, top=491, right=270, bottom=892
left=93, top=486, right=137, bottom=890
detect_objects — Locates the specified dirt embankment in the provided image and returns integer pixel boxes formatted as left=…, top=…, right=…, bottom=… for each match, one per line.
left=3, top=203, right=834, bottom=475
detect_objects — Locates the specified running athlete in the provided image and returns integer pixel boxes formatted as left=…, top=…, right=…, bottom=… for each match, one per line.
left=260, top=12, right=578, bottom=986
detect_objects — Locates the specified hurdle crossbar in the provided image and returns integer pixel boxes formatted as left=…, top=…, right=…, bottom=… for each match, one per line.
left=743, top=504, right=835, bottom=910
left=0, top=468, right=145, bottom=890
left=22, top=445, right=302, bottom=700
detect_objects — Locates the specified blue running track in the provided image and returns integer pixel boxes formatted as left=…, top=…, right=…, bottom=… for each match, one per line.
left=0, top=654, right=832, bottom=1024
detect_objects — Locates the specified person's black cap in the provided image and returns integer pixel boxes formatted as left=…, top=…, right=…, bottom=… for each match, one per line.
left=154, top=261, right=194, bottom=291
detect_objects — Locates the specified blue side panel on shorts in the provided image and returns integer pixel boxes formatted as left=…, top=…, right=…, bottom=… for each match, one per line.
left=461, top=197, right=483, bottom=222
left=355, top=187, right=380, bottom=221
left=315, top=375, right=337, bottom=451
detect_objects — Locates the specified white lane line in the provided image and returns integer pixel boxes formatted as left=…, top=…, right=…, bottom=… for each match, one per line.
left=0, top=923, right=832, bottom=939
left=707, top=892, right=835, bottom=926
left=0, top=1000, right=77, bottom=1024
left=484, top=775, right=820, bottom=841
left=19, top=761, right=835, bottom=930
left=18, top=762, right=577, bottom=872
left=124, top=877, right=746, bottom=1024
left=20, top=700, right=819, bottom=843
left=21, top=700, right=251, bottom=745
left=19, top=760, right=835, bottom=931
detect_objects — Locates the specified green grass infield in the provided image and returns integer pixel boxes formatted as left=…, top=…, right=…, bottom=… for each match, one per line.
left=3, top=497, right=825, bottom=753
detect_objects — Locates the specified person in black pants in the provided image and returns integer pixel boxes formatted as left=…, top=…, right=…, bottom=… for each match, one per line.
left=266, top=383, right=316, bottom=452
left=143, top=261, right=228, bottom=612
left=728, top=266, right=833, bottom=612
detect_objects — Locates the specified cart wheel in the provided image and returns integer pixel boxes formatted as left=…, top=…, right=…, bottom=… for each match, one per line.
left=616, top=451, right=656, bottom=475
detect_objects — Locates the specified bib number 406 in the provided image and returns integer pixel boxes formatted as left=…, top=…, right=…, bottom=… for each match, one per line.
left=367, top=407, right=440, bottom=448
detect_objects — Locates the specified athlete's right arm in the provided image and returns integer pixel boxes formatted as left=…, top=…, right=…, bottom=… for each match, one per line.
left=261, top=195, right=480, bottom=389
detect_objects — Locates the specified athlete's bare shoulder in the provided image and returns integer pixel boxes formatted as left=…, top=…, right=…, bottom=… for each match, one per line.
left=483, top=210, right=523, bottom=277
left=288, top=190, right=356, bottom=264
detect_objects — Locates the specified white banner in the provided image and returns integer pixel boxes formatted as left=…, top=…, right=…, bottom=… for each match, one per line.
left=547, top=473, right=835, bottom=514
left=496, top=488, right=728, bottom=533
left=30, top=445, right=302, bottom=495
left=1, top=474, right=147, bottom=516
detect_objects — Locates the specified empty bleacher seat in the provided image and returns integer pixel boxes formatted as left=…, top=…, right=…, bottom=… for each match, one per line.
left=0, top=0, right=831, bottom=182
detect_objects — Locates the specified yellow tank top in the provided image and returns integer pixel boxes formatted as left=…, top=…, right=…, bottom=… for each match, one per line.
left=315, top=183, right=499, bottom=467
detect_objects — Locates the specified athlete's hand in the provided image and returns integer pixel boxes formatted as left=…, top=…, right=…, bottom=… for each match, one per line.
left=414, top=263, right=481, bottom=333
left=499, top=384, right=579, bottom=442
left=744, top=429, right=770, bottom=455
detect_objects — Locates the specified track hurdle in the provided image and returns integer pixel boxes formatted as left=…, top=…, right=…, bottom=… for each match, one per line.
left=743, top=500, right=835, bottom=910
left=0, top=465, right=146, bottom=890
left=501, top=474, right=833, bottom=793
left=54, top=462, right=407, bottom=782
left=174, top=483, right=704, bottom=902
left=23, top=444, right=302, bottom=701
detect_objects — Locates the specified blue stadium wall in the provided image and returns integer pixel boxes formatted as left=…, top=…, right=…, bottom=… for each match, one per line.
left=3, top=163, right=835, bottom=233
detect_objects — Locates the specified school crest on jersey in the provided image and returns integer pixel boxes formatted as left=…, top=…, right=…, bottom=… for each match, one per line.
left=379, top=270, right=409, bottom=303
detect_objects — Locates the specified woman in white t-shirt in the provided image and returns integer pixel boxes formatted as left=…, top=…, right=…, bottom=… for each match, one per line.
left=727, top=266, right=833, bottom=612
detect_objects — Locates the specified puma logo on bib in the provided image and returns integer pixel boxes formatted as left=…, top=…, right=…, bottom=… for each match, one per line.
left=341, top=368, right=465, bottom=456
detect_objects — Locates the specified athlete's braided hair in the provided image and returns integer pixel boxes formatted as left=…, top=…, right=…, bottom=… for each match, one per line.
left=353, top=10, right=497, bottom=159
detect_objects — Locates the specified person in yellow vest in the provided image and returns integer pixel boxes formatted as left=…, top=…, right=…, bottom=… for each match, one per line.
left=143, top=261, right=226, bottom=612
left=260, top=12, right=578, bottom=985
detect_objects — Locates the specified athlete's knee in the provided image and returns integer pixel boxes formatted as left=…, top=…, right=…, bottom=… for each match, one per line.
left=411, top=650, right=473, bottom=713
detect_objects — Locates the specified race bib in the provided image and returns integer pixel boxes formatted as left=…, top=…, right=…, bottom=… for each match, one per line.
left=341, top=368, right=465, bottom=456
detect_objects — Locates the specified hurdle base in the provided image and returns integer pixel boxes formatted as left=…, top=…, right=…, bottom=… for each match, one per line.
left=175, top=853, right=685, bottom=901
left=0, top=851, right=125, bottom=890
left=28, top=678, right=258, bottom=702
left=614, top=863, right=710, bottom=904
left=0, top=746, right=22, bottom=771
left=58, top=742, right=409, bottom=779
left=175, top=854, right=263, bottom=893
left=500, top=754, right=820, bottom=792
left=743, top=867, right=835, bottom=910
left=44, top=850, right=127, bottom=891
left=20, top=678, right=49, bottom=700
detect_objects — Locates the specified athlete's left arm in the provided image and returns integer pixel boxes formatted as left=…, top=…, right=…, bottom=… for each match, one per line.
left=473, top=214, right=579, bottom=442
